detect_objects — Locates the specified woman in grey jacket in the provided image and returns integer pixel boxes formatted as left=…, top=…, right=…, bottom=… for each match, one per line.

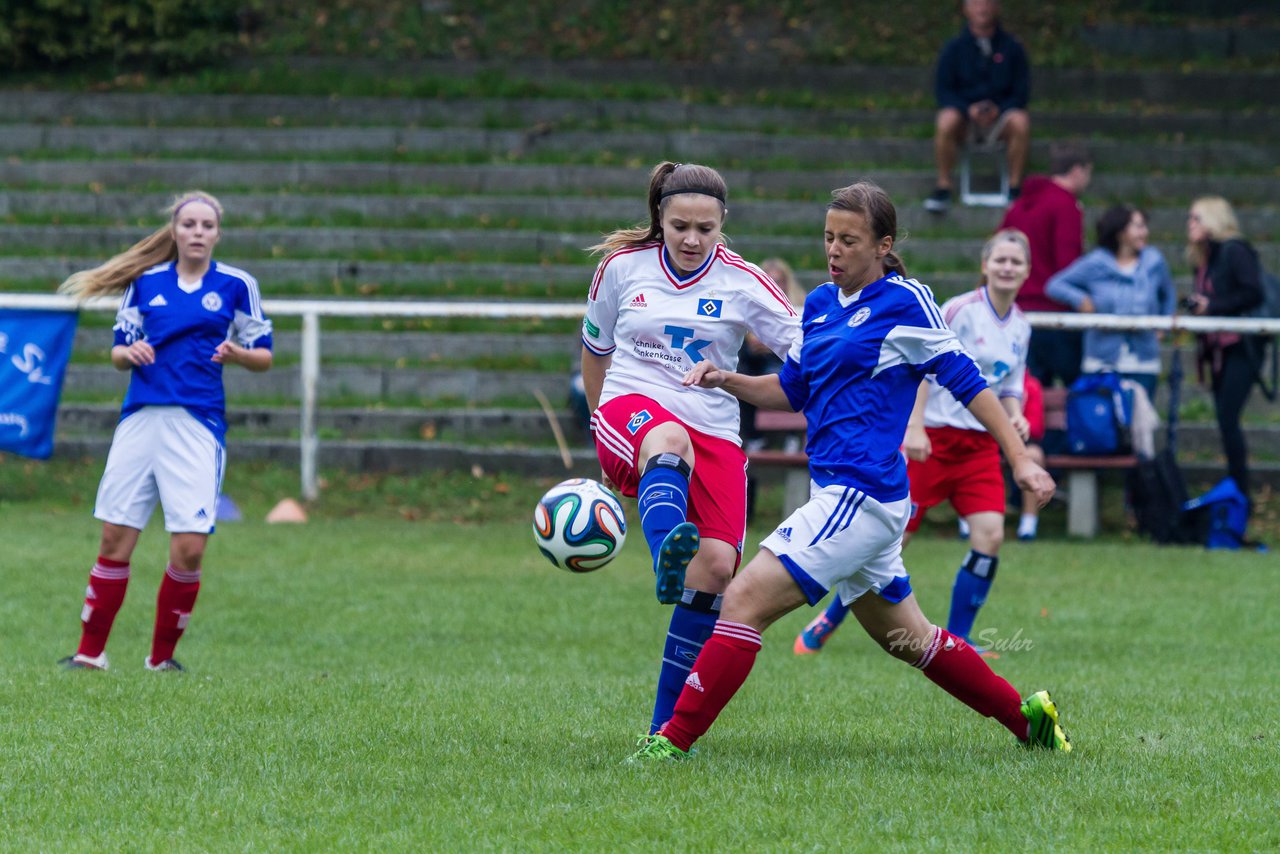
left=1046, top=204, right=1176, bottom=397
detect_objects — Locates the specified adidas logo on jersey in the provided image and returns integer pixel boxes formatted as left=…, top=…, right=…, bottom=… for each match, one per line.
left=684, top=671, right=705, bottom=692
left=627, top=293, right=648, bottom=309
left=195, top=508, right=208, bottom=520
left=776, top=527, right=793, bottom=542
left=148, top=294, right=168, bottom=307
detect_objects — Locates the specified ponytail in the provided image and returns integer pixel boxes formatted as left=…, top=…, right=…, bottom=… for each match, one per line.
left=59, top=190, right=224, bottom=299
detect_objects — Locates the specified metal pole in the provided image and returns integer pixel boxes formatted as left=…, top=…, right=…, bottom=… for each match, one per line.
left=300, top=311, right=320, bottom=502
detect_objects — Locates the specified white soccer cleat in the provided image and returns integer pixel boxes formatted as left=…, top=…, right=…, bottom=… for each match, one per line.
left=59, top=652, right=109, bottom=671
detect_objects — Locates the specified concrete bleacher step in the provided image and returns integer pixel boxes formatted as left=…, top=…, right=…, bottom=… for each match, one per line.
left=5, top=159, right=1280, bottom=206
left=263, top=57, right=1280, bottom=110
left=52, top=401, right=1277, bottom=458
left=48, top=433, right=1280, bottom=489
left=57, top=403, right=589, bottom=444
left=11, top=224, right=1279, bottom=272
left=6, top=189, right=1279, bottom=238
left=5, top=91, right=1276, bottom=140
left=5, top=123, right=1279, bottom=174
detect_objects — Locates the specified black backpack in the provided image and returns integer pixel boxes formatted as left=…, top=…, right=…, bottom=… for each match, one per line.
left=1128, top=350, right=1195, bottom=544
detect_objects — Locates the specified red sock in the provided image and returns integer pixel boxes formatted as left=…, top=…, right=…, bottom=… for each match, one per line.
left=913, top=627, right=1027, bottom=739
left=150, top=565, right=201, bottom=664
left=76, top=556, right=131, bottom=658
left=659, top=621, right=763, bottom=752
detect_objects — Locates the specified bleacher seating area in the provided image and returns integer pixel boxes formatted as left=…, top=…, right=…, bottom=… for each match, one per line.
left=1, top=59, right=1276, bottom=493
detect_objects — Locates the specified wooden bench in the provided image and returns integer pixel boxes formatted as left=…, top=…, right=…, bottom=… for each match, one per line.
left=746, top=391, right=1137, bottom=538
left=746, top=409, right=811, bottom=518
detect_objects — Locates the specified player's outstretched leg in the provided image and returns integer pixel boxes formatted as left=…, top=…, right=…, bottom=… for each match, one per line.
left=855, top=593, right=1072, bottom=752
left=794, top=596, right=850, bottom=654
left=637, top=453, right=698, bottom=604
left=147, top=564, right=200, bottom=671
left=61, top=555, right=131, bottom=671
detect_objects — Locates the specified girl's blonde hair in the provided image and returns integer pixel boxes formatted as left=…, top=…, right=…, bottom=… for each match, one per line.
left=59, top=190, right=224, bottom=299
left=761, top=257, right=809, bottom=308
left=1185, top=195, right=1242, bottom=269
left=978, top=228, right=1031, bottom=285
left=590, top=161, right=727, bottom=256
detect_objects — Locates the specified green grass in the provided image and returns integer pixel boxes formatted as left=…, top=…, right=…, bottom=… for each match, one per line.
left=0, top=458, right=1277, bottom=849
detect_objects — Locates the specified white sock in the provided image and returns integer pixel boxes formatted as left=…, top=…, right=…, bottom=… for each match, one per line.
left=957, top=518, right=971, bottom=538
left=1018, top=514, right=1038, bottom=538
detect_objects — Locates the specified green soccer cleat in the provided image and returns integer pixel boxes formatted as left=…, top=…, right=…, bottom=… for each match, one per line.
left=1022, top=690, right=1072, bottom=752
left=626, top=733, right=694, bottom=764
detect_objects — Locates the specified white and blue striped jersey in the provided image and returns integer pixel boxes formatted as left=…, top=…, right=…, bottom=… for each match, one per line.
left=925, top=286, right=1030, bottom=432
left=113, top=261, right=273, bottom=446
left=778, top=273, right=987, bottom=502
left=583, top=241, right=800, bottom=445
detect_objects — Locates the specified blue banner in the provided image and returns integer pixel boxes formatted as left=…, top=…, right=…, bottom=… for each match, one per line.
left=0, top=309, right=79, bottom=460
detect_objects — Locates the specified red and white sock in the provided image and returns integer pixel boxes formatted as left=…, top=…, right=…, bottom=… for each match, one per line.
left=76, top=556, right=131, bottom=658
left=913, top=626, right=1027, bottom=739
left=149, top=564, right=201, bottom=664
left=659, top=620, right=763, bottom=752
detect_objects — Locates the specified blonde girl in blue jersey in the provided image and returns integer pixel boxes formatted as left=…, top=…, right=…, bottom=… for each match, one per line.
left=58, top=191, right=273, bottom=672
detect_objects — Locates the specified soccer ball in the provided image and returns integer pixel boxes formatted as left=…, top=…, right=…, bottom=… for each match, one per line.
left=532, top=478, right=627, bottom=572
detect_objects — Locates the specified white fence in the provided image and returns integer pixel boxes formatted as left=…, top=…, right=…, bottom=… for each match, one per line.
left=4, top=293, right=1279, bottom=500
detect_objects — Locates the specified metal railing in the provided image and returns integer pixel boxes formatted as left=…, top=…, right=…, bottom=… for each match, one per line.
left=4, top=293, right=1279, bottom=500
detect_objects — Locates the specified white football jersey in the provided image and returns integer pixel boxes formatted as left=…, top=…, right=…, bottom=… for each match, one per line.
left=925, top=287, right=1030, bottom=431
left=582, top=241, right=800, bottom=445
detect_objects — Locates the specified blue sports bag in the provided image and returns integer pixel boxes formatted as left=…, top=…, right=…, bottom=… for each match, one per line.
left=1065, top=373, right=1133, bottom=455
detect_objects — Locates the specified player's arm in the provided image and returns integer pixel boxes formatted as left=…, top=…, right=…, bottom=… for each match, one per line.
left=580, top=346, right=611, bottom=414
left=903, top=381, right=931, bottom=462
left=111, top=342, right=154, bottom=370
left=1000, top=393, right=1030, bottom=442
left=683, top=360, right=795, bottom=411
left=966, top=388, right=1053, bottom=508
left=214, top=341, right=272, bottom=372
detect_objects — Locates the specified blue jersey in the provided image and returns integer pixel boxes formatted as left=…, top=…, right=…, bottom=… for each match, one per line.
left=113, top=261, right=273, bottom=446
left=778, top=273, right=986, bottom=502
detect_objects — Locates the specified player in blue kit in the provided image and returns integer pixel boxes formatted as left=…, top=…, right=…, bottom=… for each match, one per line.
left=795, top=228, right=1036, bottom=655
left=57, top=191, right=273, bottom=672
left=629, top=182, right=1070, bottom=761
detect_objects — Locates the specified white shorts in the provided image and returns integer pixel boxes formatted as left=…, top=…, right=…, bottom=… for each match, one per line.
left=94, top=406, right=226, bottom=534
left=760, top=482, right=913, bottom=607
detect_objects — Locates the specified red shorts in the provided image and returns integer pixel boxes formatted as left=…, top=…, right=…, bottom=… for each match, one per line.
left=906, top=426, right=1005, bottom=532
left=592, top=394, right=747, bottom=554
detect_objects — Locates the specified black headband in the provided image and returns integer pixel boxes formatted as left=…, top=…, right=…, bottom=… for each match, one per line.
left=659, top=187, right=726, bottom=204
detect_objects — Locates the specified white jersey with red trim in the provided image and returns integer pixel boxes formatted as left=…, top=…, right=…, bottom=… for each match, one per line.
left=924, top=286, right=1030, bottom=432
left=582, top=241, right=800, bottom=445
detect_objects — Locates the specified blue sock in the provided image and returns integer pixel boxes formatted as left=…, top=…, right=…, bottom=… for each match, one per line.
left=821, top=596, right=851, bottom=627
left=637, top=453, right=691, bottom=566
left=651, top=590, right=720, bottom=734
left=947, top=549, right=998, bottom=642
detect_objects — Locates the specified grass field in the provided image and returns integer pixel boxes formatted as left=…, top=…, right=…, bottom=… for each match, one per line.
left=1, top=457, right=1276, bottom=851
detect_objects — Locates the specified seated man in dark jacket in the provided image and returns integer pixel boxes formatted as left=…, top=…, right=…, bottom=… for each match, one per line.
left=926, top=0, right=1030, bottom=213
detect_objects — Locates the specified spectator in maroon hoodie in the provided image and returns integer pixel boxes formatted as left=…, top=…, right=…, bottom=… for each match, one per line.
left=999, top=142, right=1093, bottom=388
